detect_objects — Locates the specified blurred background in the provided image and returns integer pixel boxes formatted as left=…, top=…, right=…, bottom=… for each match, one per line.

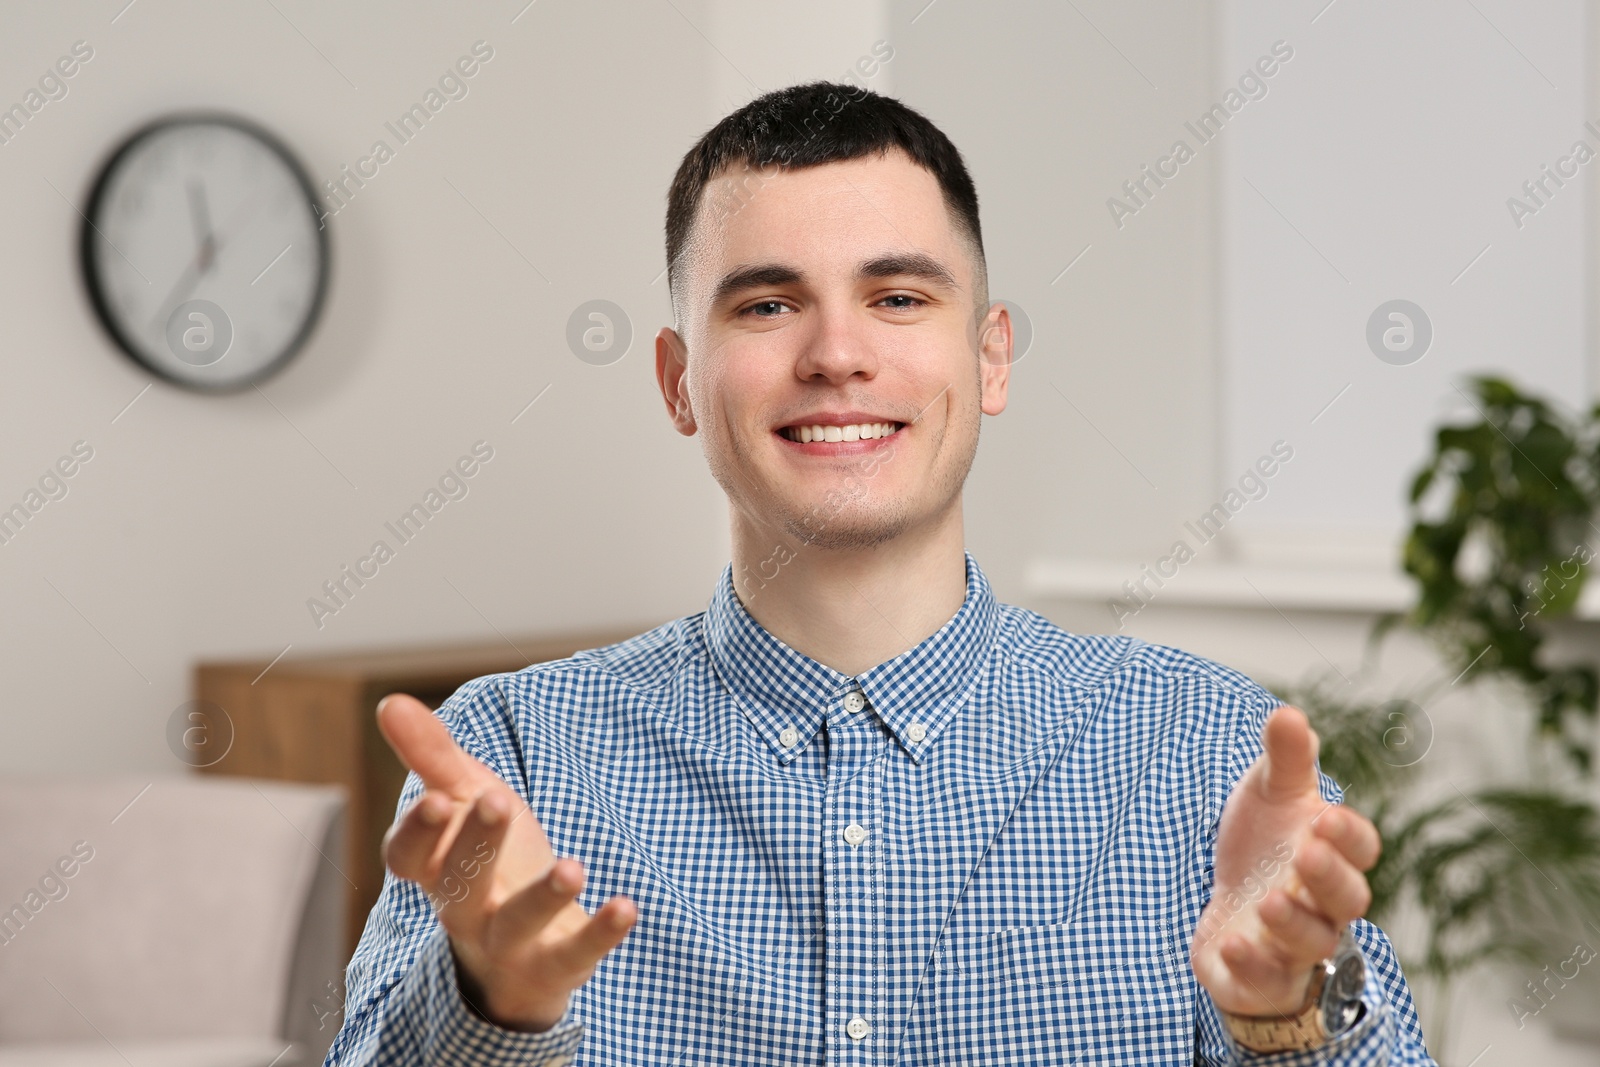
left=1, top=1, right=1597, bottom=1064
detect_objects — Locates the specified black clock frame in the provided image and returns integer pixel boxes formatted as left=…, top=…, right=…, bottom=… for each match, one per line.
left=79, top=111, right=331, bottom=394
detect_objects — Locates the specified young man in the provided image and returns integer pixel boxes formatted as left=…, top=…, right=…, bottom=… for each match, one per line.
left=326, top=83, right=1436, bottom=1065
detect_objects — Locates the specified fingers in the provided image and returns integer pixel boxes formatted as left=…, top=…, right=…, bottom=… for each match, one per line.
left=1259, top=887, right=1340, bottom=965
left=383, top=788, right=509, bottom=910
left=383, top=791, right=456, bottom=883
left=1292, top=832, right=1372, bottom=927
left=488, top=857, right=586, bottom=948
left=1311, top=804, right=1381, bottom=872
left=547, top=893, right=639, bottom=974
left=1257, top=705, right=1319, bottom=802
left=430, top=791, right=511, bottom=932
left=376, top=693, right=493, bottom=797
left=487, top=858, right=639, bottom=974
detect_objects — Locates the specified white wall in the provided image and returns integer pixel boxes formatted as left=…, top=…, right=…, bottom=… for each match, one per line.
left=1221, top=0, right=1590, bottom=558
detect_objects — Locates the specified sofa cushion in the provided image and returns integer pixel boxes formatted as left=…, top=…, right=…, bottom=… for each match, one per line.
left=0, top=776, right=343, bottom=1046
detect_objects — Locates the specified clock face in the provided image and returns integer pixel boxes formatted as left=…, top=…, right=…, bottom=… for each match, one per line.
left=82, top=114, right=328, bottom=392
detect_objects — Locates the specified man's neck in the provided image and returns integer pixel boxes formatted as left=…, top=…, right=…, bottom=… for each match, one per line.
left=728, top=511, right=970, bottom=677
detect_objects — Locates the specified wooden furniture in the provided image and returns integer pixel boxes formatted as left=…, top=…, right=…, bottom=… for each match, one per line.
left=194, top=625, right=651, bottom=959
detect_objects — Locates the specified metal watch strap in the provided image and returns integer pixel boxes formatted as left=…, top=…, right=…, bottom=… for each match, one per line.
left=1220, top=954, right=1333, bottom=1054
left=1222, top=1000, right=1330, bottom=1053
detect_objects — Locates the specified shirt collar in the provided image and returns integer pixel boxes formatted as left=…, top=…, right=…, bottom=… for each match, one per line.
left=704, top=550, right=1000, bottom=765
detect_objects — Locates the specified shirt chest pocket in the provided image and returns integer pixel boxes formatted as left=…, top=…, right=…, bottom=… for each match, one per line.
left=914, top=921, right=1198, bottom=1067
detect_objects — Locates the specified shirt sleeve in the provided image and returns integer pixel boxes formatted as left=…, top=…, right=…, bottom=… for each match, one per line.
left=320, top=677, right=587, bottom=1067
left=1193, top=687, right=1439, bottom=1066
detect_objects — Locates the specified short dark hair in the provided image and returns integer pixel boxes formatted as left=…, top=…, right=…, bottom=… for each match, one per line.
left=664, top=80, right=988, bottom=327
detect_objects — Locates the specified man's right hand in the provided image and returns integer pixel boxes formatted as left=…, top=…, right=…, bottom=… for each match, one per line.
left=376, top=692, right=639, bottom=1032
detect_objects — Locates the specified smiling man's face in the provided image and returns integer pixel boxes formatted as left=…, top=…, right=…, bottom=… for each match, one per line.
left=656, top=146, right=1010, bottom=559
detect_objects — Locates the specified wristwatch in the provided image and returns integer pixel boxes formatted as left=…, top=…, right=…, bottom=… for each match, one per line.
left=1219, top=927, right=1366, bottom=1053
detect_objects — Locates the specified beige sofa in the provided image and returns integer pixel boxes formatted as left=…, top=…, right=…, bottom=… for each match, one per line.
left=0, top=776, right=346, bottom=1067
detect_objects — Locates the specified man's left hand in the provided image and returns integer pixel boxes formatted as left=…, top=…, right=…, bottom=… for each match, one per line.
left=1189, top=704, right=1381, bottom=1017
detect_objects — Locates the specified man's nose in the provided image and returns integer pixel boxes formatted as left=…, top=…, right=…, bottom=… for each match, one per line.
left=793, top=304, right=879, bottom=383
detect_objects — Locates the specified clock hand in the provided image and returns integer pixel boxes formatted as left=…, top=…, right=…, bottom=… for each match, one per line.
left=148, top=258, right=205, bottom=338
left=148, top=187, right=261, bottom=339
left=150, top=182, right=216, bottom=337
left=187, top=180, right=216, bottom=273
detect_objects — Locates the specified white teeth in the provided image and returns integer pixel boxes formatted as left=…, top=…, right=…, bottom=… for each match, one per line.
left=783, top=422, right=900, bottom=443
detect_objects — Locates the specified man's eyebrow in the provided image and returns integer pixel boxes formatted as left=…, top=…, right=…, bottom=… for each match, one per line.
left=709, top=251, right=961, bottom=308
left=857, top=252, right=960, bottom=293
left=711, top=264, right=803, bottom=309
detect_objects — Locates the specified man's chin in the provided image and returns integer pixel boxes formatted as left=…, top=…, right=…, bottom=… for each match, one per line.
left=778, top=505, right=913, bottom=553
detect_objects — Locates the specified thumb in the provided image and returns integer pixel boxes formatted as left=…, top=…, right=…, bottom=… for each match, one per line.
left=1257, top=705, right=1319, bottom=802
left=376, top=692, right=495, bottom=798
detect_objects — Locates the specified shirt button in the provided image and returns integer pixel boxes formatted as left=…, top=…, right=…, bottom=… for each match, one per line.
left=907, top=722, right=927, bottom=743
left=539, top=1058, right=570, bottom=1067
left=844, top=690, right=866, bottom=713
left=843, top=822, right=868, bottom=846
left=779, top=726, right=799, bottom=747
left=847, top=1015, right=871, bottom=1040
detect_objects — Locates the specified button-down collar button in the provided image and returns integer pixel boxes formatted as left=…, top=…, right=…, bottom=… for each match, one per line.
left=843, top=822, right=868, bottom=847
left=779, top=726, right=799, bottom=748
left=844, top=690, right=866, bottom=713
left=847, top=1015, right=871, bottom=1040
left=907, top=722, right=927, bottom=743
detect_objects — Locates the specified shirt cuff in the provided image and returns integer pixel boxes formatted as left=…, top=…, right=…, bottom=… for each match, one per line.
left=1222, top=962, right=1395, bottom=1067
left=418, top=925, right=587, bottom=1066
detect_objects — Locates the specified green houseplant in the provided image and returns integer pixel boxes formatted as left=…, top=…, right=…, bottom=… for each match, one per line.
left=1279, top=375, right=1600, bottom=1060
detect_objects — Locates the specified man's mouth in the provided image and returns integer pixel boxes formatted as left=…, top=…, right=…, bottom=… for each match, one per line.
left=777, top=421, right=904, bottom=444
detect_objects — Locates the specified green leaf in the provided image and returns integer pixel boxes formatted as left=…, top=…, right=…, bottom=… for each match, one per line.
left=1409, top=464, right=1437, bottom=505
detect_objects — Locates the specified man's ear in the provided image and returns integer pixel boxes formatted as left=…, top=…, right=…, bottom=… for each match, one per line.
left=976, top=302, right=1011, bottom=416
left=655, top=326, right=697, bottom=435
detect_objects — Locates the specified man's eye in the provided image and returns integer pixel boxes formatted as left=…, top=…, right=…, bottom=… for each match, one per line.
left=741, top=300, right=789, bottom=318
left=879, top=294, right=924, bottom=309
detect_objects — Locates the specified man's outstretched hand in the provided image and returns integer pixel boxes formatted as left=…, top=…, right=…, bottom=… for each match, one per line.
left=1190, top=705, right=1380, bottom=1017
left=376, top=692, right=638, bottom=1032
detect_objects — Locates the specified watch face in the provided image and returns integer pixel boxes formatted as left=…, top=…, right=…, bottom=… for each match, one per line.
left=81, top=113, right=328, bottom=392
left=1322, top=952, right=1366, bottom=1032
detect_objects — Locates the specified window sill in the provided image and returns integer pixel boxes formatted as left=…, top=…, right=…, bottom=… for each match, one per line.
left=1023, top=557, right=1600, bottom=620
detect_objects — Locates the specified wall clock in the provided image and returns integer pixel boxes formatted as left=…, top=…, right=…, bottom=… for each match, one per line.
left=81, top=112, right=328, bottom=392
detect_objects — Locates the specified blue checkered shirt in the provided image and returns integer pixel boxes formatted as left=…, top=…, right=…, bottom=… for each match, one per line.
left=325, top=551, right=1436, bottom=1065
